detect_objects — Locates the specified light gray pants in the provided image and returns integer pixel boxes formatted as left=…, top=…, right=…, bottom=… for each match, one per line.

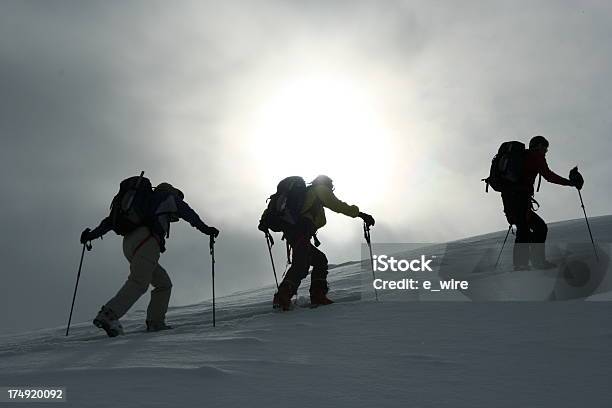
left=105, top=226, right=172, bottom=323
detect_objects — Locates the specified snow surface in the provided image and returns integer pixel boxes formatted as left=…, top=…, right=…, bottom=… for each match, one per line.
left=2, top=216, right=612, bottom=407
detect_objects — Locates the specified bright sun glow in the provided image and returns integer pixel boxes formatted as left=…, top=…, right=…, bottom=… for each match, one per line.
left=245, top=73, right=395, bottom=205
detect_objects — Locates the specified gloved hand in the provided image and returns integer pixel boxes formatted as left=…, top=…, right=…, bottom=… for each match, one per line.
left=358, top=212, right=375, bottom=227
left=203, top=226, right=220, bottom=238
left=569, top=166, right=584, bottom=190
left=80, top=228, right=95, bottom=244
left=258, top=221, right=269, bottom=233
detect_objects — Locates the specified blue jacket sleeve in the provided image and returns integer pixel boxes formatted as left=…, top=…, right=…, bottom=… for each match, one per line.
left=177, top=199, right=208, bottom=232
left=91, top=216, right=113, bottom=238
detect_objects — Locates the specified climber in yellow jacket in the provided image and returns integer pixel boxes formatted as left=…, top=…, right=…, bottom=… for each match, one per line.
left=260, top=175, right=375, bottom=310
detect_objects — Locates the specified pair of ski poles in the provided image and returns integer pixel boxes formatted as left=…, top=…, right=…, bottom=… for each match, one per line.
left=264, top=222, right=378, bottom=301
left=494, top=189, right=599, bottom=268
left=65, top=236, right=218, bottom=336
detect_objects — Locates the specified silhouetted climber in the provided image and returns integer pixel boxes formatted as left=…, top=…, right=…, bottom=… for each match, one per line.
left=259, top=175, right=375, bottom=310
left=484, top=136, right=583, bottom=270
left=80, top=176, right=219, bottom=337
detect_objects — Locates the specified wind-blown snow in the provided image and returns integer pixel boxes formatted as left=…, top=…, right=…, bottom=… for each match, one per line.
left=2, top=216, right=612, bottom=407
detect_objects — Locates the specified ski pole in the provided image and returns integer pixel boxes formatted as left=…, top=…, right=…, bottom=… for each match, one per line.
left=265, top=232, right=279, bottom=290
left=210, top=235, right=216, bottom=327
left=66, top=241, right=92, bottom=336
left=577, top=190, right=599, bottom=262
left=363, top=222, right=378, bottom=301
left=494, top=225, right=512, bottom=269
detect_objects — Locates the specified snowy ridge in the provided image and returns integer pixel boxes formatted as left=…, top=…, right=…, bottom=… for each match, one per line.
left=2, top=216, right=612, bottom=407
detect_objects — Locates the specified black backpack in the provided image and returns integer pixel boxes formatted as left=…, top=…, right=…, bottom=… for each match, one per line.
left=109, top=172, right=153, bottom=235
left=483, top=141, right=526, bottom=193
left=261, top=176, right=307, bottom=232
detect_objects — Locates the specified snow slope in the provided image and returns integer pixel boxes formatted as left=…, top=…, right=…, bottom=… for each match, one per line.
left=1, top=216, right=612, bottom=407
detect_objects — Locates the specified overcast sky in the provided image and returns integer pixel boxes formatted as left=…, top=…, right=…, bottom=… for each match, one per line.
left=2, top=0, right=611, bottom=334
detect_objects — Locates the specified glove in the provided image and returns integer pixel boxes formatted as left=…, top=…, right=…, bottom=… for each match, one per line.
left=80, top=228, right=95, bottom=244
left=203, top=226, right=220, bottom=238
left=258, top=221, right=269, bottom=233
left=358, top=212, right=375, bottom=227
left=569, top=166, right=584, bottom=190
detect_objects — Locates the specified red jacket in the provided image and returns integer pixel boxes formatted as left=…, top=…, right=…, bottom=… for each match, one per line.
left=522, top=150, right=571, bottom=195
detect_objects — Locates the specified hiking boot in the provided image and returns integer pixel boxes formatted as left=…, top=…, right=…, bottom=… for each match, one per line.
left=274, top=283, right=294, bottom=311
left=532, top=259, right=557, bottom=270
left=309, top=287, right=334, bottom=306
left=93, top=306, right=124, bottom=337
left=146, top=320, right=173, bottom=332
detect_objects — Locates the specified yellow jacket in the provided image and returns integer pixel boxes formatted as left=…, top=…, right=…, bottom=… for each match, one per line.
left=301, top=184, right=360, bottom=230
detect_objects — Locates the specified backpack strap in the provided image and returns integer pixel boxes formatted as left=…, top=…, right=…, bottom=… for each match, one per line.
left=132, top=233, right=154, bottom=256
left=536, top=174, right=542, bottom=192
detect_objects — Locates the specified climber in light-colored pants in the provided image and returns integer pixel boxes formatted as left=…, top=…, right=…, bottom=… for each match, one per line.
left=82, top=181, right=219, bottom=335
left=105, top=226, right=172, bottom=324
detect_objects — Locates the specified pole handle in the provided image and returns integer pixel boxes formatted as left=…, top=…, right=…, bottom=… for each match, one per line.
left=266, top=231, right=274, bottom=247
left=363, top=222, right=371, bottom=244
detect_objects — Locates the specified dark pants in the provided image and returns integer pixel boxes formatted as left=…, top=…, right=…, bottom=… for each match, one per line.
left=502, top=192, right=548, bottom=266
left=280, top=230, right=329, bottom=294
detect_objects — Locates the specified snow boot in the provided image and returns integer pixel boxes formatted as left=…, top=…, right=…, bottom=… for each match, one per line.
left=93, top=306, right=124, bottom=337
left=273, top=282, right=294, bottom=311
left=146, top=320, right=173, bottom=332
left=530, top=243, right=556, bottom=269
left=310, top=281, right=334, bottom=306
